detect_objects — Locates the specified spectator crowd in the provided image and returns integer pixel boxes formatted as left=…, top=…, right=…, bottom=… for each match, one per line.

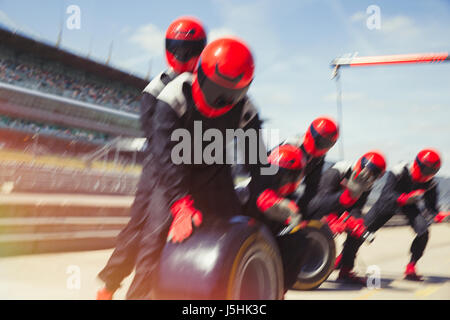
left=0, top=114, right=109, bottom=143
left=0, top=45, right=141, bottom=114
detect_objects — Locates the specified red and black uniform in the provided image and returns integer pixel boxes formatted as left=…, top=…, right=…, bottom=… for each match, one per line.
left=365, top=163, right=439, bottom=235
left=320, top=150, right=442, bottom=283
left=365, top=157, right=439, bottom=272
left=237, top=118, right=338, bottom=290
left=307, top=161, right=371, bottom=221
left=308, top=162, right=369, bottom=274
left=99, top=38, right=266, bottom=299
left=307, top=152, right=386, bottom=279
left=296, top=147, right=327, bottom=216
left=97, top=17, right=207, bottom=300
left=97, top=69, right=179, bottom=297
left=234, top=117, right=338, bottom=216
left=289, top=117, right=339, bottom=216
left=245, top=144, right=309, bottom=290
left=140, top=69, right=178, bottom=139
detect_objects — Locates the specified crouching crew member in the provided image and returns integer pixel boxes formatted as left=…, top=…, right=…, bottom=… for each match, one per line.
left=362, top=149, right=442, bottom=281
left=284, top=116, right=339, bottom=216
left=245, top=144, right=313, bottom=291
left=307, top=151, right=387, bottom=285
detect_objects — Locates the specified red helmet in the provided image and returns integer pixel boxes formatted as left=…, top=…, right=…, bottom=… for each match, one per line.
left=165, top=16, right=206, bottom=73
left=267, top=144, right=306, bottom=195
left=411, top=149, right=441, bottom=183
left=303, top=117, right=339, bottom=157
left=192, top=37, right=254, bottom=118
left=353, top=151, right=386, bottom=180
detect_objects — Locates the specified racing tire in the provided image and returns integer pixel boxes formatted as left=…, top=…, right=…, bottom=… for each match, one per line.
left=153, top=215, right=284, bottom=300
left=293, top=220, right=336, bottom=290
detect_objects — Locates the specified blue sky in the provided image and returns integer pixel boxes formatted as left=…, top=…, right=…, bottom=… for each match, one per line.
left=1, top=0, right=449, bottom=175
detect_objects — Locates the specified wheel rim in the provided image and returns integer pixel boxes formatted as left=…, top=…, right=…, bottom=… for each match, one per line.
left=234, top=251, right=278, bottom=299
left=298, top=230, right=330, bottom=280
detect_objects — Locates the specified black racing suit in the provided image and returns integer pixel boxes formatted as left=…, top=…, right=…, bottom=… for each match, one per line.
left=244, top=143, right=313, bottom=291
left=233, top=137, right=326, bottom=290
left=98, top=69, right=177, bottom=294
left=364, top=162, right=440, bottom=264
left=263, top=136, right=326, bottom=216
left=139, top=69, right=178, bottom=141
left=296, top=147, right=325, bottom=217
left=98, top=72, right=266, bottom=299
left=307, top=161, right=371, bottom=270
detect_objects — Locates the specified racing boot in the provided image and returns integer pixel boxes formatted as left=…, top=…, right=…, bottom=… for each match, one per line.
left=404, top=262, right=423, bottom=281
left=337, top=267, right=367, bottom=286
left=96, top=287, right=114, bottom=300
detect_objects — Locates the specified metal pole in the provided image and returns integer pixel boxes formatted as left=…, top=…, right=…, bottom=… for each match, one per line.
left=335, top=69, right=344, bottom=160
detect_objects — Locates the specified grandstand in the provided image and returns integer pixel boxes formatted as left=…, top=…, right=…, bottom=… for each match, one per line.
left=0, top=28, right=146, bottom=113
left=0, top=26, right=146, bottom=160
left=0, top=27, right=147, bottom=161
left=0, top=27, right=151, bottom=254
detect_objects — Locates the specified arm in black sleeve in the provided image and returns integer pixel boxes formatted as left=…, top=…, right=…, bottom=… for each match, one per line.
left=140, top=92, right=156, bottom=138
left=240, top=113, right=269, bottom=216
left=370, top=172, right=403, bottom=214
left=297, top=157, right=324, bottom=212
left=349, top=191, right=370, bottom=218
left=140, top=70, right=176, bottom=138
left=241, top=113, right=267, bottom=182
left=424, top=181, right=439, bottom=215
left=307, top=168, right=346, bottom=219
left=150, top=100, right=190, bottom=207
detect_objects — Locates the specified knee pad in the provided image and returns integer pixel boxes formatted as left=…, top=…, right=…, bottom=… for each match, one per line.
left=416, top=227, right=429, bottom=239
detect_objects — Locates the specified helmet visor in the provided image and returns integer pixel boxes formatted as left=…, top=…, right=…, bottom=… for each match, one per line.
left=360, top=157, right=384, bottom=178
left=166, top=38, right=206, bottom=62
left=197, top=64, right=250, bottom=109
left=310, top=125, right=336, bottom=150
left=416, top=156, right=439, bottom=176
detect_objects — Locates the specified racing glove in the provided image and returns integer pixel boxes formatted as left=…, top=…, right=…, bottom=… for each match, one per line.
left=345, top=216, right=367, bottom=238
left=256, top=189, right=300, bottom=225
left=167, top=195, right=203, bottom=243
left=434, top=211, right=449, bottom=223
left=397, top=189, right=425, bottom=206
left=345, top=168, right=375, bottom=200
left=324, top=213, right=346, bottom=234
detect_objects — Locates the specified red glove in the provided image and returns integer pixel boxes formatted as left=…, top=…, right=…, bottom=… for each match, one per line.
left=167, top=195, right=203, bottom=243
left=434, top=212, right=450, bottom=223
left=256, top=189, right=299, bottom=225
left=324, top=213, right=338, bottom=225
left=397, top=189, right=425, bottom=206
left=345, top=216, right=367, bottom=238
left=324, top=213, right=346, bottom=234
left=339, top=189, right=359, bottom=208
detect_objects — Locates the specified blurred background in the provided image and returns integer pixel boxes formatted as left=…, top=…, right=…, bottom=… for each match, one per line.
left=0, top=0, right=448, bottom=257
